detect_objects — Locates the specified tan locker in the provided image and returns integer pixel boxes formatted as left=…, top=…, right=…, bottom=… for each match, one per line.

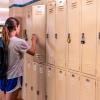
left=32, top=5, right=46, bottom=64
left=29, top=62, right=39, bottom=100
left=67, top=0, right=81, bottom=71
left=46, top=66, right=56, bottom=100
left=38, top=64, right=46, bottom=100
left=81, top=0, right=97, bottom=75
left=66, top=71, right=80, bottom=100
left=55, top=0, right=67, bottom=68
left=80, top=76, right=96, bottom=100
left=25, top=6, right=33, bottom=45
left=23, top=55, right=33, bottom=100
left=23, top=7, right=33, bottom=98
left=29, top=62, right=46, bottom=100
left=97, top=0, right=100, bottom=79
left=56, top=68, right=66, bottom=100
left=46, top=1, right=56, bottom=65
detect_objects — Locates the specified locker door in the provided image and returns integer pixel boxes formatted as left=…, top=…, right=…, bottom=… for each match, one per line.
left=67, top=0, right=81, bottom=71
left=46, top=66, right=56, bottom=100
left=55, top=0, right=67, bottom=68
left=23, top=56, right=32, bottom=100
left=56, top=68, right=66, bottom=100
left=66, top=71, right=80, bottom=100
left=38, top=64, right=46, bottom=100
left=81, top=0, right=97, bottom=75
left=29, top=62, right=39, bottom=100
left=32, top=5, right=46, bottom=64
left=46, top=2, right=56, bottom=65
left=80, top=76, right=96, bottom=100
left=25, top=6, right=33, bottom=45
left=97, top=0, right=100, bottom=79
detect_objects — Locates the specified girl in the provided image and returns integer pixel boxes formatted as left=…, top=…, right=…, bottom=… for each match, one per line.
left=0, top=17, right=37, bottom=100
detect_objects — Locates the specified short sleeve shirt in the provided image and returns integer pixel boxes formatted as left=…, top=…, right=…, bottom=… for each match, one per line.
left=7, top=36, right=29, bottom=79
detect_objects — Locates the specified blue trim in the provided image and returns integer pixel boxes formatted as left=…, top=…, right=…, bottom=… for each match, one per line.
left=9, top=0, right=40, bottom=8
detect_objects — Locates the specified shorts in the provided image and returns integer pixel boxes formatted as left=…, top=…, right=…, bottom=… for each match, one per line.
left=0, top=76, right=23, bottom=93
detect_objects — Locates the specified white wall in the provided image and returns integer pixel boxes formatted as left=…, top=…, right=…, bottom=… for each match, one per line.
left=0, top=0, right=9, bottom=25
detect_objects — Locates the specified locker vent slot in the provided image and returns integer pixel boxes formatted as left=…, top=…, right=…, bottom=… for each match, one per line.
left=49, top=8, right=54, bottom=13
left=48, top=3, right=55, bottom=13
left=86, top=0, right=93, bottom=5
left=33, top=54, right=45, bottom=63
left=71, top=2, right=77, bottom=9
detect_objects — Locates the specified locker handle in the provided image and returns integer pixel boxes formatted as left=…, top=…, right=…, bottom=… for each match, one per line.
left=67, top=33, right=71, bottom=43
left=25, top=83, right=27, bottom=87
left=59, top=71, right=63, bottom=73
left=49, top=68, right=51, bottom=70
left=98, top=32, right=100, bottom=39
left=72, top=74, right=75, bottom=77
left=81, top=33, right=85, bottom=44
left=86, top=79, right=90, bottom=82
left=46, top=34, right=49, bottom=38
left=23, top=29, right=28, bottom=41
left=37, top=90, right=40, bottom=95
left=31, top=86, right=34, bottom=91
left=55, top=33, right=58, bottom=39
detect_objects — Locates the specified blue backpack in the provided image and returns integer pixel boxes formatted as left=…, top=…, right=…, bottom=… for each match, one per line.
left=0, top=38, right=8, bottom=79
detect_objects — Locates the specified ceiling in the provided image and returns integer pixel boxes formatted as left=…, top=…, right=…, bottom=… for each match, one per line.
left=0, top=0, right=9, bottom=25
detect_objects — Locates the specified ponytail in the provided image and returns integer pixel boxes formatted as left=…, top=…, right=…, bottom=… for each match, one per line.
left=2, top=26, right=10, bottom=47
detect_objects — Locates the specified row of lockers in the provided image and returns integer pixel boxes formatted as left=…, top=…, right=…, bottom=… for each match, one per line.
left=46, top=0, right=100, bottom=77
left=22, top=61, right=46, bottom=100
left=9, top=0, right=100, bottom=77
left=9, top=0, right=100, bottom=100
left=22, top=61, right=100, bottom=100
left=9, top=3, right=46, bottom=100
left=46, top=66, right=97, bottom=100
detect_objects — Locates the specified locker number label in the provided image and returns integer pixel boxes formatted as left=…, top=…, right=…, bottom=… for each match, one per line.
left=36, top=5, right=45, bottom=14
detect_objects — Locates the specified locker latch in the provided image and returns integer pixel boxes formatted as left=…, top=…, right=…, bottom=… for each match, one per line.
left=25, top=83, right=27, bottom=87
left=46, top=34, right=49, bottom=38
left=98, top=32, right=100, bottom=40
left=67, top=33, right=71, bottom=43
left=72, top=74, right=75, bottom=77
left=86, top=79, right=90, bottom=82
left=37, top=90, right=40, bottom=95
left=55, top=33, right=58, bottom=39
left=31, top=86, right=34, bottom=91
left=81, top=33, right=85, bottom=44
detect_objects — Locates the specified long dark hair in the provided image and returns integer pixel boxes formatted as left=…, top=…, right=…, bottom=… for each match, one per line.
left=1, top=17, right=20, bottom=78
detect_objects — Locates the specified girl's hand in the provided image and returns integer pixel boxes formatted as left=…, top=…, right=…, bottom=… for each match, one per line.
left=31, top=34, right=37, bottom=42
